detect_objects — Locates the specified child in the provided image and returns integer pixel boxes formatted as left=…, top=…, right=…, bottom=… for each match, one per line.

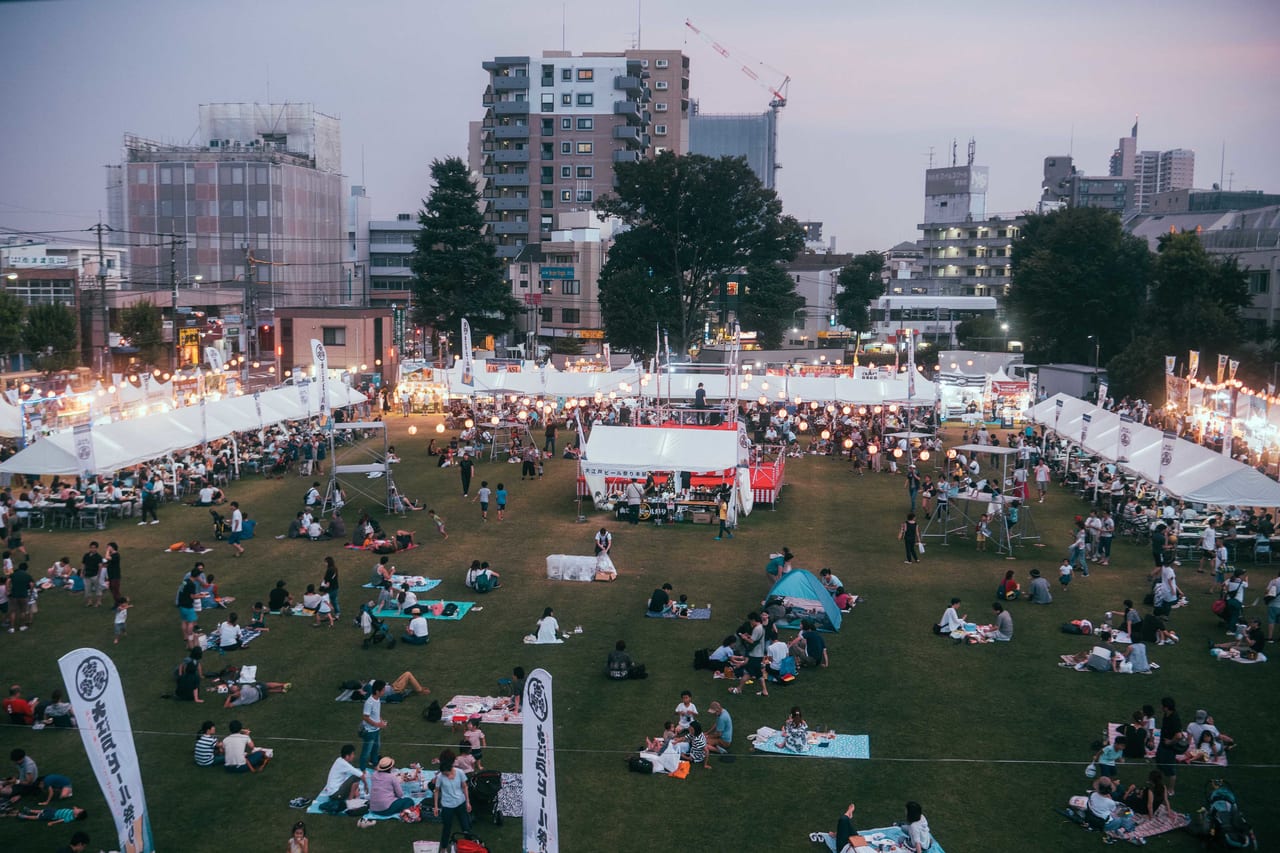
left=288, top=820, right=309, bottom=853
left=1094, top=736, right=1124, bottom=778
left=1058, top=558, right=1073, bottom=591
left=113, top=597, right=131, bottom=644
left=1211, top=542, right=1229, bottom=595
left=453, top=741, right=478, bottom=774
left=249, top=601, right=270, bottom=631
left=428, top=510, right=448, bottom=540
left=976, top=515, right=991, bottom=551
left=495, top=483, right=507, bottom=521
left=674, top=690, right=698, bottom=734
left=19, top=805, right=87, bottom=824
left=462, top=719, right=486, bottom=769
left=475, top=481, right=491, bottom=522
left=47, top=557, right=74, bottom=580
left=645, top=721, right=677, bottom=753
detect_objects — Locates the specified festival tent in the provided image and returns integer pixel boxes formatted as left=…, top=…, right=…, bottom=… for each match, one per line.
left=766, top=569, right=842, bottom=632
left=579, top=424, right=746, bottom=510
left=0, top=396, right=20, bottom=438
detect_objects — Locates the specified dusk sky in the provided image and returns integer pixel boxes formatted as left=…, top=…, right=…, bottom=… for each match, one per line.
left=2, top=0, right=1278, bottom=253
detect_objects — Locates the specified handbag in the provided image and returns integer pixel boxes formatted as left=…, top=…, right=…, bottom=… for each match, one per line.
left=917, top=541, right=926, bottom=554
left=1085, top=762, right=1098, bottom=778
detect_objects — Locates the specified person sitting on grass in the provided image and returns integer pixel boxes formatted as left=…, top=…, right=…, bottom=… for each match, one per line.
left=17, top=805, right=87, bottom=824
left=833, top=586, right=855, bottom=612
left=809, top=802, right=870, bottom=853
left=645, top=722, right=677, bottom=754
left=976, top=603, right=1013, bottom=642
left=606, top=640, right=645, bottom=680
left=361, top=672, right=430, bottom=702
left=1213, top=617, right=1266, bottom=660
left=647, top=583, right=674, bottom=615
left=787, top=618, right=828, bottom=668
left=778, top=706, right=810, bottom=753
left=996, top=569, right=1020, bottom=601
left=368, top=756, right=414, bottom=817
left=216, top=612, right=244, bottom=650
left=1027, top=568, right=1053, bottom=604
left=34, top=774, right=73, bottom=805
left=934, top=598, right=966, bottom=636
left=317, top=744, right=364, bottom=813
left=222, top=720, right=270, bottom=774
left=194, top=721, right=224, bottom=767
left=1122, top=770, right=1172, bottom=818
left=302, top=584, right=334, bottom=627
left=402, top=606, right=430, bottom=645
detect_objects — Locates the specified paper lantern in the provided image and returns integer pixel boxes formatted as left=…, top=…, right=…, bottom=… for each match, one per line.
left=435, top=424, right=445, bottom=434
left=408, top=425, right=418, bottom=435
left=464, top=419, right=474, bottom=428
left=918, top=450, right=930, bottom=461
left=820, top=430, right=831, bottom=440
left=843, top=438, right=854, bottom=449
left=867, top=444, right=878, bottom=455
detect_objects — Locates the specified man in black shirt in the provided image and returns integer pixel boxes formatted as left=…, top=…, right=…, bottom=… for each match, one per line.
left=810, top=803, right=868, bottom=851
left=647, top=583, right=673, bottom=615
left=80, top=542, right=104, bottom=608
left=9, top=563, right=34, bottom=630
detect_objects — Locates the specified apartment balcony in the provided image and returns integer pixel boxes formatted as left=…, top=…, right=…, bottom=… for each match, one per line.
left=492, top=221, right=530, bottom=235
left=483, top=56, right=530, bottom=72
left=494, top=125, right=529, bottom=140
left=613, top=150, right=641, bottom=164
left=494, top=101, right=529, bottom=116
left=613, top=100, right=642, bottom=123
left=492, top=149, right=529, bottom=164
left=493, top=75, right=529, bottom=92
left=493, top=197, right=530, bottom=211
left=492, top=173, right=529, bottom=188
left=614, top=75, right=643, bottom=93
left=612, top=125, right=642, bottom=145
left=495, top=244, right=523, bottom=259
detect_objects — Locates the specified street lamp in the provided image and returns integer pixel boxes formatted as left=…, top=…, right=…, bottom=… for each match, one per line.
left=1000, top=322, right=1009, bottom=353
left=173, top=274, right=202, bottom=372
left=1087, top=334, right=1100, bottom=401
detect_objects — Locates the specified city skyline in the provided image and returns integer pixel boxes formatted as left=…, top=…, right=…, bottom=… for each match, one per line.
left=1, top=0, right=1278, bottom=254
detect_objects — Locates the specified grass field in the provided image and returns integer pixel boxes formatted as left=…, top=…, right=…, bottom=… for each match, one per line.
left=0, top=417, right=1276, bottom=853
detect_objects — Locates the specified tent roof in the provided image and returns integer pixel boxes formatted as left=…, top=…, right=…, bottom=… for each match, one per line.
left=581, top=425, right=742, bottom=476
left=767, top=569, right=842, bottom=632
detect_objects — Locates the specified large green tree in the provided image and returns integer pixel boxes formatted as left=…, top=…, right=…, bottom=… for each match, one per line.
left=409, top=156, right=519, bottom=341
left=1147, top=231, right=1249, bottom=359
left=0, top=290, right=25, bottom=363
left=24, top=303, right=79, bottom=371
left=1006, top=207, right=1150, bottom=364
left=736, top=263, right=805, bottom=350
left=117, top=300, right=164, bottom=365
left=595, top=152, right=804, bottom=353
left=596, top=267, right=680, bottom=357
left=834, top=251, right=885, bottom=333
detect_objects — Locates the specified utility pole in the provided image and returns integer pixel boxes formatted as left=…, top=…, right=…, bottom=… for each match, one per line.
left=89, top=220, right=113, bottom=378
left=169, top=234, right=187, bottom=374
left=244, top=244, right=257, bottom=364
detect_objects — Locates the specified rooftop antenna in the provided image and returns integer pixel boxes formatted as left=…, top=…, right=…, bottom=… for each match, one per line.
left=561, top=3, right=566, bottom=51
left=637, top=0, right=641, bottom=49
left=1219, top=141, right=1225, bottom=189
left=361, top=145, right=366, bottom=186
left=925, top=146, right=935, bottom=168
left=967, top=137, right=975, bottom=166
left=1069, top=123, right=1074, bottom=157
left=951, top=138, right=957, bottom=167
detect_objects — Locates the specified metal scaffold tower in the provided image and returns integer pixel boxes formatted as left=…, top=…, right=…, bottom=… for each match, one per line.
left=323, top=421, right=397, bottom=515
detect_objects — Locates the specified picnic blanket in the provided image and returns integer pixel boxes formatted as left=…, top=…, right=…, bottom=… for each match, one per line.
left=1106, top=723, right=1228, bottom=766
left=307, top=767, right=436, bottom=820
left=370, top=602, right=475, bottom=621
left=163, top=547, right=215, bottom=554
left=750, top=730, right=870, bottom=759
left=440, top=695, right=522, bottom=726
left=344, top=542, right=419, bottom=552
left=362, top=576, right=442, bottom=594
left=812, top=826, right=946, bottom=853
left=205, top=627, right=264, bottom=651
left=645, top=607, right=712, bottom=620
left=1211, top=649, right=1268, bottom=664
left=1059, top=654, right=1159, bottom=673
left=1132, top=806, right=1192, bottom=839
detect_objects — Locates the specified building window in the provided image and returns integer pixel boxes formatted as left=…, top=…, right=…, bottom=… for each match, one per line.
left=560, top=117, right=571, bottom=130
left=560, top=189, right=572, bottom=201
left=560, top=141, right=572, bottom=155
left=160, top=168, right=172, bottom=185
left=576, top=93, right=593, bottom=106
left=655, top=58, right=669, bottom=68
left=561, top=68, right=572, bottom=81
left=540, top=215, right=553, bottom=231
left=1249, top=270, right=1271, bottom=294
left=561, top=93, right=572, bottom=105
left=576, top=68, right=593, bottom=81
left=576, top=142, right=593, bottom=154
left=540, top=307, right=553, bottom=323
left=541, top=166, right=554, bottom=184
left=541, top=118, right=554, bottom=135
left=577, top=117, right=593, bottom=130
left=576, top=189, right=593, bottom=203
left=561, top=166, right=572, bottom=178
left=654, top=125, right=667, bottom=135
left=541, top=93, right=554, bottom=112
left=655, top=80, right=669, bottom=90
left=655, top=102, right=668, bottom=112
left=322, top=326, right=347, bottom=346
left=541, top=142, right=554, bottom=160
left=576, top=166, right=593, bottom=178
left=541, top=190, right=553, bottom=208
left=640, top=59, right=649, bottom=67
left=562, top=308, right=580, bottom=323
left=561, top=280, right=581, bottom=295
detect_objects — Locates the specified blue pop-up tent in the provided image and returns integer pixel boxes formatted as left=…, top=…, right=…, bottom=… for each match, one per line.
left=766, top=569, right=842, bottom=632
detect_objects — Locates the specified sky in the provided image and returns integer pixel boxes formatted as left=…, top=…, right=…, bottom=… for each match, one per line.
left=2, top=0, right=1279, bottom=254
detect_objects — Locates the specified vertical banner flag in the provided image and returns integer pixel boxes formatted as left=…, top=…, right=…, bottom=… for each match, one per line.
left=297, top=378, right=310, bottom=413
left=1118, top=414, right=1134, bottom=461
left=199, top=396, right=208, bottom=446
left=73, top=422, right=96, bottom=481
left=205, top=346, right=224, bottom=372
left=906, top=329, right=917, bottom=399
left=58, top=649, right=154, bottom=853
left=1097, top=382, right=1108, bottom=408
left=522, top=668, right=559, bottom=853
left=253, top=390, right=264, bottom=431
left=1165, top=356, right=1176, bottom=375
left=1217, top=354, right=1228, bottom=385
left=311, top=339, right=330, bottom=418
left=1229, top=359, right=1240, bottom=382
left=1188, top=350, right=1200, bottom=381
left=1159, top=430, right=1177, bottom=485
left=602, top=342, right=611, bottom=366
left=1080, top=412, right=1092, bottom=446
left=1054, top=398, right=1063, bottom=433
left=460, top=319, right=475, bottom=387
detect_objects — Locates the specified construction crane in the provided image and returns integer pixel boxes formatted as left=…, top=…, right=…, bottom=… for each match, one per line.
left=684, top=18, right=790, bottom=109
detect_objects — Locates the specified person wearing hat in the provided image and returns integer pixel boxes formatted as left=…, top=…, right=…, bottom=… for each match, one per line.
left=1028, top=568, right=1053, bottom=605
left=368, top=756, right=414, bottom=817
left=402, top=607, right=430, bottom=646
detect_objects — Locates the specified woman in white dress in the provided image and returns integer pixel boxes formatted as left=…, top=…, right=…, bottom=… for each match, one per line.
left=535, top=607, right=563, bottom=643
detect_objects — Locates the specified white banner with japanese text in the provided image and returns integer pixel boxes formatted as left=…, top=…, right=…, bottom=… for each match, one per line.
left=522, top=668, right=559, bottom=853
left=311, top=339, right=330, bottom=418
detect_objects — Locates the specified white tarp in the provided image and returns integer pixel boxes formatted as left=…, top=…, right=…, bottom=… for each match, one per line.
left=0, top=395, right=22, bottom=438
left=581, top=426, right=743, bottom=477
left=1029, top=394, right=1280, bottom=506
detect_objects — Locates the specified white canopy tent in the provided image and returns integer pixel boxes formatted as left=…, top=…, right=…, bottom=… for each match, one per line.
left=1029, top=394, right=1280, bottom=507
left=0, top=396, right=21, bottom=438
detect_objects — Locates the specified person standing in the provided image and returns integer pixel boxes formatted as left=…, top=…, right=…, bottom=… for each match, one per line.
left=624, top=479, right=645, bottom=525
left=104, top=542, right=123, bottom=609
left=475, top=481, right=491, bottom=522
left=138, top=477, right=161, bottom=525
left=905, top=465, right=921, bottom=512
left=1034, top=459, right=1050, bottom=503
left=458, top=453, right=474, bottom=497
left=432, top=750, right=472, bottom=847
left=543, top=420, right=557, bottom=455
left=714, top=495, right=733, bottom=540
left=80, top=541, right=104, bottom=608
left=495, top=483, right=508, bottom=521
left=321, top=556, right=341, bottom=618
left=899, top=513, right=921, bottom=564
left=9, top=562, right=35, bottom=631
left=359, top=680, right=388, bottom=769
left=694, top=383, right=708, bottom=424
left=228, top=502, right=245, bottom=557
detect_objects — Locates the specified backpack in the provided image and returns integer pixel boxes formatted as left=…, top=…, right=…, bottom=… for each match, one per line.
left=1208, top=789, right=1253, bottom=848
left=474, top=573, right=493, bottom=594
left=692, top=648, right=712, bottom=670
left=627, top=755, right=653, bottom=773
left=423, top=700, right=442, bottom=723
left=441, top=602, right=459, bottom=617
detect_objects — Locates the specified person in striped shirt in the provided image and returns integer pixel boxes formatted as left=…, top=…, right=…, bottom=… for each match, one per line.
left=194, top=720, right=224, bottom=766
left=682, top=720, right=709, bottom=769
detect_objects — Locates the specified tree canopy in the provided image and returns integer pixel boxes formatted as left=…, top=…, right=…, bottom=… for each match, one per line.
left=595, top=152, right=804, bottom=354
left=0, top=291, right=25, bottom=361
left=410, top=156, right=520, bottom=342
left=24, top=303, right=79, bottom=371
left=736, top=263, right=805, bottom=350
left=118, top=300, right=164, bottom=365
left=834, top=251, right=885, bottom=333
left=1006, top=206, right=1150, bottom=365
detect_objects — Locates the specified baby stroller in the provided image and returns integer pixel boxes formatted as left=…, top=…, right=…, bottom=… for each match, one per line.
left=467, top=769, right=505, bottom=826
left=1190, top=779, right=1257, bottom=849
left=210, top=509, right=229, bottom=541
left=359, top=602, right=395, bottom=649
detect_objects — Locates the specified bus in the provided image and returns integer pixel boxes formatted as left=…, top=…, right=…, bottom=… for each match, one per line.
left=869, top=295, right=998, bottom=346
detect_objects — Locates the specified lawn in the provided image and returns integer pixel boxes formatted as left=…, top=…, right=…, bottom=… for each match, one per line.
left=1, top=417, right=1275, bottom=853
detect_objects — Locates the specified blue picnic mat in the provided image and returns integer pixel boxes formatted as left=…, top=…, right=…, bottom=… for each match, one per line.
left=371, top=601, right=475, bottom=621
left=754, top=733, right=869, bottom=759
left=645, top=607, right=711, bottom=620
left=859, top=825, right=947, bottom=853
left=361, top=578, right=442, bottom=594
left=307, top=768, right=437, bottom=820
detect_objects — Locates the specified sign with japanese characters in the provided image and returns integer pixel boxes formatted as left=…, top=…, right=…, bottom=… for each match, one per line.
left=522, top=668, right=559, bottom=853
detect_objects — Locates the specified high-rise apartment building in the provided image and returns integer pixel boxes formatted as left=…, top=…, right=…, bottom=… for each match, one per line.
left=1041, top=156, right=1134, bottom=214
left=1108, top=120, right=1194, bottom=212
left=107, top=103, right=345, bottom=330
left=471, top=49, right=690, bottom=260
left=689, top=101, right=777, bottom=189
